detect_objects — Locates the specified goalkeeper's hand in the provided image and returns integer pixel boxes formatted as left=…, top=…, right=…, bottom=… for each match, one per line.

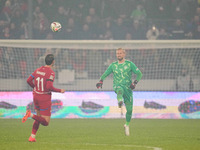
left=96, top=80, right=103, bottom=89
left=130, top=80, right=138, bottom=90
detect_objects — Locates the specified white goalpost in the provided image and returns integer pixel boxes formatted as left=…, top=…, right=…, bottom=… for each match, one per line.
left=0, top=40, right=199, bottom=91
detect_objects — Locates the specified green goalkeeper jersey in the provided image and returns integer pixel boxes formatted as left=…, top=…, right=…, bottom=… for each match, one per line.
left=100, top=60, right=142, bottom=86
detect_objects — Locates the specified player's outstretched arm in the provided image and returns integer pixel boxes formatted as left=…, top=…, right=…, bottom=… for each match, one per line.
left=96, top=63, right=113, bottom=89
left=96, top=64, right=113, bottom=89
left=46, top=80, right=64, bottom=93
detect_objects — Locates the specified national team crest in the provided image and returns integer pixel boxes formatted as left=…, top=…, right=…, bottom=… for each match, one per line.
left=124, top=66, right=128, bottom=70
left=50, top=75, right=54, bottom=80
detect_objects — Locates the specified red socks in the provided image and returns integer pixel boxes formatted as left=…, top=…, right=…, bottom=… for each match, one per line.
left=32, top=120, right=40, bottom=135
left=32, top=115, right=49, bottom=126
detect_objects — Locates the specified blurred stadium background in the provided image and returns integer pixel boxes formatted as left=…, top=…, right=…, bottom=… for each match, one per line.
left=0, top=1, right=200, bottom=119
left=1, top=1, right=200, bottom=150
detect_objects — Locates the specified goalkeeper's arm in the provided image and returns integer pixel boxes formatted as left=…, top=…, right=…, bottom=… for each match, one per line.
left=96, top=63, right=113, bottom=89
left=130, top=67, right=143, bottom=90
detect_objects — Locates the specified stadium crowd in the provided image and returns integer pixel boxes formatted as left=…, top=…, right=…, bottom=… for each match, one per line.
left=0, top=0, right=200, bottom=40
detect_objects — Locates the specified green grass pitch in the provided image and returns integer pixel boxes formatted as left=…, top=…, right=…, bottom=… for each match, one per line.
left=0, top=119, right=200, bottom=150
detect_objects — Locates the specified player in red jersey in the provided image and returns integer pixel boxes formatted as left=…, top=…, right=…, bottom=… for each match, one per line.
left=22, top=54, right=65, bottom=142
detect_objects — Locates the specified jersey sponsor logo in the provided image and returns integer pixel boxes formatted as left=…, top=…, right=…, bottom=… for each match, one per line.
left=36, top=71, right=46, bottom=76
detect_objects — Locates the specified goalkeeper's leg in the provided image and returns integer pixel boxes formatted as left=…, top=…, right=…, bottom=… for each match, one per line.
left=124, top=103, right=133, bottom=136
left=116, top=87, right=124, bottom=108
left=123, top=90, right=133, bottom=125
left=124, top=102, right=133, bottom=125
left=123, top=91, right=133, bottom=136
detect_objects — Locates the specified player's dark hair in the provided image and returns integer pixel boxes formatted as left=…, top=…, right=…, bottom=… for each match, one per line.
left=45, top=54, right=54, bottom=65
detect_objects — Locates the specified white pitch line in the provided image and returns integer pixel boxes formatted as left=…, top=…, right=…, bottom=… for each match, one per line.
left=40, top=142, right=162, bottom=150
left=84, top=143, right=162, bottom=150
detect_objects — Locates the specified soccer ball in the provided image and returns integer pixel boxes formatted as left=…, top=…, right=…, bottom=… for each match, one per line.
left=50, top=22, right=62, bottom=32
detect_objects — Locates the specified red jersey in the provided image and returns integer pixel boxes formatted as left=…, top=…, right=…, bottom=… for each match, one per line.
left=27, top=66, right=61, bottom=94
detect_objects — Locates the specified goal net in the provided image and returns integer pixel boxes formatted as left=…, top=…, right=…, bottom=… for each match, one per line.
left=0, top=40, right=200, bottom=91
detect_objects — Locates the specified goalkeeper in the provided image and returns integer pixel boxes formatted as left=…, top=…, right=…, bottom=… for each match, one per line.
left=96, top=48, right=142, bottom=136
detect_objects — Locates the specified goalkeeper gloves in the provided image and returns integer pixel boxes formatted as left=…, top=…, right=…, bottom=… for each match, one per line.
left=130, top=80, right=138, bottom=90
left=96, top=80, right=103, bottom=89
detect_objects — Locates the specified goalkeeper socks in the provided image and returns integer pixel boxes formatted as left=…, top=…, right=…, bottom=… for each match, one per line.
left=126, top=113, right=132, bottom=123
left=32, top=120, right=40, bottom=135
left=32, top=115, right=49, bottom=126
left=125, top=104, right=133, bottom=123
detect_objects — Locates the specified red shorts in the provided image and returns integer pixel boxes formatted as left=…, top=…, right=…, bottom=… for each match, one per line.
left=33, top=93, right=51, bottom=116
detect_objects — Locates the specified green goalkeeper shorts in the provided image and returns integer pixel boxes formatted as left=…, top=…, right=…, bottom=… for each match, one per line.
left=113, top=84, right=133, bottom=105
